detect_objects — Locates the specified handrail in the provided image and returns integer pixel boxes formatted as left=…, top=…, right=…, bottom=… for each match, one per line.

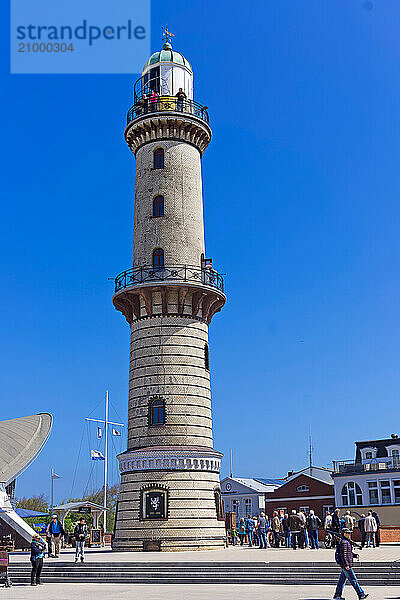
left=127, top=96, right=209, bottom=125
left=114, top=264, right=224, bottom=294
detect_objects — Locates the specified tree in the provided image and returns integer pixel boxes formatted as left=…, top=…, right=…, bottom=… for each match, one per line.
left=16, top=494, right=48, bottom=513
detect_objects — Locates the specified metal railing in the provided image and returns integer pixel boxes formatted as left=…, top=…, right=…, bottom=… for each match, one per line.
left=333, top=458, right=400, bottom=474
left=114, top=264, right=224, bottom=293
left=127, top=96, right=209, bottom=125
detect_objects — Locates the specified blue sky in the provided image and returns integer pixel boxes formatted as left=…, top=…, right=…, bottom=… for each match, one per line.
left=1, top=0, right=400, bottom=503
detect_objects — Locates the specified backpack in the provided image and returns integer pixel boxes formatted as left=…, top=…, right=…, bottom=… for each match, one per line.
left=335, top=544, right=342, bottom=566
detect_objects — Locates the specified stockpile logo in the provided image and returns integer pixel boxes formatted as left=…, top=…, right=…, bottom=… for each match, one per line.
left=10, top=0, right=150, bottom=74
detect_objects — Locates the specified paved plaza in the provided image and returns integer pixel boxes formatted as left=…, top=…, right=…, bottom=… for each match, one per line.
left=3, top=583, right=400, bottom=600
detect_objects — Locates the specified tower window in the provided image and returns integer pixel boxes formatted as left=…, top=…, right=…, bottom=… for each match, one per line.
left=153, top=148, right=164, bottom=169
left=153, top=195, right=164, bottom=217
left=149, top=398, right=165, bottom=425
left=152, top=248, right=164, bottom=268
left=204, top=343, right=210, bottom=370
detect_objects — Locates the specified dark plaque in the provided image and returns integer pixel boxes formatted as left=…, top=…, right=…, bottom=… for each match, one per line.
left=145, top=491, right=165, bottom=519
left=78, top=506, right=91, bottom=514
left=90, top=528, right=101, bottom=545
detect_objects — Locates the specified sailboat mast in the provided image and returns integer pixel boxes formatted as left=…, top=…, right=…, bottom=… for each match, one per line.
left=103, top=390, right=109, bottom=530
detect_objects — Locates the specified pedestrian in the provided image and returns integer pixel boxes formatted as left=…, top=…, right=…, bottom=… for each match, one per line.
left=30, top=534, right=46, bottom=586
left=289, top=510, right=301, bottom=550
left=74, top=518, right=88, bottom=563
left=324, top=511, right=332, bottom=530
left=230, top=525, right=237, bottom=546
left=333, top=528, right=368, bottom=599
left=332, top=508, right=341, bottom=533
left=371, top=511, right=381, bottom=547
left=358, top=514, right=366, bottom=548
left=47, top=514, right=65, bottom=558
left=282, top=513, right=291, bottom=548
left=175, top=87, right=187, bottom=111
left=238, top=518, right=246, bottom=546
left=306, top=510, right=322, bottom=549
left=271, top=511, right=281, bottom=548
left=297, top=511, right=306, bottom=548
left=344, top=511, right=355, bottom=531
left=364, top=511, right=377, bottom=548
left=45, top=525, right=52, bottom=558
left=258, top=512, right=268, bottom=549
left=253, top=515, right=259, bottom=547
left=245, top=515, right=254, bottom=547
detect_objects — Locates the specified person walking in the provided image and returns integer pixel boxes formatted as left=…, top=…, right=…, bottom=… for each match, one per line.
left=175, top=87, right=187, bottom=111
left=371, top=511, right=381, bottom=547
left=47, top=514, right=65, bottom=558
left=333, top=528, right=368, bottom=599
left=364, top=511, right=377, bottom=548
left=74, top=518, right=88, bottom=563
left=324, top=511, right=333, bottom=530
left=271, top=511, right=281, bottom=548
left=258, top=512, right=268, bottom=549
left=238, top=518, right=246, bottom=546
left=30, top=534, right=46, bottom=586
left=245, top=515, right=254, bottom=547
left=358, top=514, right=366, bottom=548
left=289, top=510, right=301, bottom=550
left=307, top=510, right=322, bottom=549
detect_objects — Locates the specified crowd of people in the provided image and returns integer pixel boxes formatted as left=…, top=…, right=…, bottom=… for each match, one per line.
left=229, top=507, right=381, bottom=551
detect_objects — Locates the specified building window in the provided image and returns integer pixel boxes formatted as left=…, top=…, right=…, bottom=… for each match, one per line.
left=323, top=505, right=334, bottom=519
left=214, top=487, right=225, bottom=521
left=299, top=506, right=310, bottom=514
left=140, top=484, right=168, bottom=520
left=341, top=482, right=363, bottom=506
left=153, top=248, right=164, bottom=268
left=153, top=148, right=164, bottom=169
left=297, top=485, right=310, bottom=492
left=153, top=195, right=164, bottom=217
left=244, top=498, right=252, bottom=516
left=204, top=343, right=210, bottom=370
left=380, top=480, right=391, bottom=504
left=365, top=451, right=373, bottom=459
left=392, top=449, right=400, bottom=467
left=232, top=499, right=239, bottom=519
left=368, top=481, right=379, bottom=504
left=393, top=480, right=400, bottom=504
left=149, top=398, right=165, bottom=425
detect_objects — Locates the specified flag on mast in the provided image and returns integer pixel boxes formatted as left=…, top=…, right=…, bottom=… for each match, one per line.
left=52, top=472, right=61, bottom=479
left=112, top=428, right=121, bottom=436
left=97, top=427, right=102, bottom=439
left=91, top=450, right=105, bottom=461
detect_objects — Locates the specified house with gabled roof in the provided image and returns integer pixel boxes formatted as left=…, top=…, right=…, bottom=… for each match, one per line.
left=221, top=476, right=284, bottom=519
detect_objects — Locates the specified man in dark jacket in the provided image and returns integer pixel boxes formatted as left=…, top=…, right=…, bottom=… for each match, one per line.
left=288, top=510, right=301, bottom=550
left=331, top=508, right=341, bottom=532
left=30, top=534, right=46, bottom=586
left=372, top=511, right=380, bottom=547
left=74, top=518, right=88, bottom=563
left=333, top=528, right=368, bottom=600
left=306, top=510, right=322, bottom=549
left=358, top=514, right=366, bottom=548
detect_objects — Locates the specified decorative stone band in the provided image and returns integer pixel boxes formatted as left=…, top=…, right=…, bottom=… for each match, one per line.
left=124, top=113, right=212, bottom=155
left=113, top=283, right=226, bottom=325
left=118, top=445, right=223, bottom=474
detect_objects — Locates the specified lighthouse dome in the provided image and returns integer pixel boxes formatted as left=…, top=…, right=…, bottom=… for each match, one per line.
left=143, top=42, right=192, bottom=72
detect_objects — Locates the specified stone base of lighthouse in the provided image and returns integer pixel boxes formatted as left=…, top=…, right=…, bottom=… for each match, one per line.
left=112, top=448, right=226, bottom=552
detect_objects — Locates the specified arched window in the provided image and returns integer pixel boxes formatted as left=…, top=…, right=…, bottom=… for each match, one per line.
left=153, top=195, right=164, bottom=217
left=152, top=248, right=164, bottom=268
left=297, top=485, right=310, bottom=492
left=204, top=343, right=210, bottom=370
left=153, top=148, right=164, bottom=169
left=149, top=398, right=165, bottom=425
left=341, top=482, right=363, bottom=506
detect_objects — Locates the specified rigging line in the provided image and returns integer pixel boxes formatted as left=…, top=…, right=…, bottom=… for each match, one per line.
left=70, top=423, right=86, bottom=498
left=83, top=457, right=96, bottom=498
left=109, top=399, right=125, bottom=426
left=86, top=396, right=104, bottom=418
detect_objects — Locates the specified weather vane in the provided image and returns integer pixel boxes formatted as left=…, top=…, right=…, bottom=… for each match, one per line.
left=162, top=25, right=175, bottom=45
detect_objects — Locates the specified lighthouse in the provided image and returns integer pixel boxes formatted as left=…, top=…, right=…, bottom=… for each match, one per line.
left=112, top=33, right=226, bottom=552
